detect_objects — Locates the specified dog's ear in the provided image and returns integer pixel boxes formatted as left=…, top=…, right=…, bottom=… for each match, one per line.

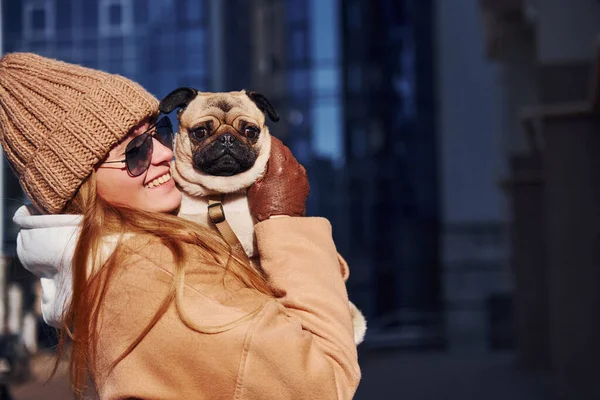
left=159, top=87, right=198, bottom=114
left=246, top=91, right=280, bottom=122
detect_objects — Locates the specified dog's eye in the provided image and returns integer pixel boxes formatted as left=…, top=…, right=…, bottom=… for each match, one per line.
left=244, top=126, right=259, bottom=139
left=191, top=127, right=207, bottom=139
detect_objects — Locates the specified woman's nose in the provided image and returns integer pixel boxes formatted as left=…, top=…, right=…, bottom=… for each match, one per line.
left=151, top=137, right=174, bottom=164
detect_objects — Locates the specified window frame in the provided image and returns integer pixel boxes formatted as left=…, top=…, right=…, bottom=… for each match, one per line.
left=99, top=0, right=133, bottom=37
left=23, top=0, right=56, bottom=41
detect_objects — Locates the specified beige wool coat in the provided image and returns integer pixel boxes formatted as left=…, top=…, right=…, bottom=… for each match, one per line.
left=91, top=217, right=361, bottom=399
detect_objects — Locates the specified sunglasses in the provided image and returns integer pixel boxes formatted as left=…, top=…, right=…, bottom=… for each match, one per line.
left=102, top=116, right=174, bottom=177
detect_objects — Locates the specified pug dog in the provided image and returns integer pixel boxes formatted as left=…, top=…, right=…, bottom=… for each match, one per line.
left=159, top=88, right=366, bottom=344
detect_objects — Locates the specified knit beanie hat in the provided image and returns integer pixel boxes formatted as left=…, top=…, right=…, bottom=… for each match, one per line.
left=0, top=52, right=159, bottom=214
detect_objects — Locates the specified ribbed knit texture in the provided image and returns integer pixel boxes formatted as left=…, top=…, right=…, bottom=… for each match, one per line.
left=0, top=52, right=159, bottom=214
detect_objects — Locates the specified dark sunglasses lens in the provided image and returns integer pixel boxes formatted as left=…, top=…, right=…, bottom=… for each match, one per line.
left=155, top=117, right=173, bottom=149
left=125, top=133, right=152, bottom=176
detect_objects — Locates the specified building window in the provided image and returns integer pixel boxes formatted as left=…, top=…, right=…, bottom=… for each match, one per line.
left=288, top=69, right=309, bottom=94
left=286, top=0, right=307, bottom=24
left=348, top=65, right=362, bottom=93
left=185, top=0, right=204, bottom=22
left=289, top=29, right=307, bottom=62
left=23, top=0, right=55, bottom=40
left=350, top=126, right=366, bottom=159
left=31, top=9, right=46, bottom=30
left=346, top=0, right=361, bottom=30
left=55, top=0, right=73, bottom=39
left=100, top=0, right=133, bottom=36
left=176, top=0, right=205, bottom=25
left=183, top=28, right=206, bottom=71
left=109, top=3, right=122, bottom=25
left=314, top=66, right=339, bottom=95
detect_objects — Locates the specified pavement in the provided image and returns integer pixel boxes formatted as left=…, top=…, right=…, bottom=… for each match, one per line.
left=11, top=353, right=71, bottom=400
left=354, top=349, right=551, bottom=400
left=8, top=350, right=551, bottom=399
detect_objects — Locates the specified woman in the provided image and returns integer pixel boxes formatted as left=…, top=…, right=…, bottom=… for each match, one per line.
left=1, top=53, right=360, bottom=399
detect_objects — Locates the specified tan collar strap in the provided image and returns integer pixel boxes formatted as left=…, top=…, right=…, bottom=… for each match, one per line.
left=207, top=194, right=248, bottom=262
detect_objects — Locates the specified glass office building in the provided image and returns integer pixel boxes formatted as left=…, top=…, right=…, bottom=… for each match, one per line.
left=2, top=0, right=441, bottom=346
left=340, top=0, right=442, bottom=344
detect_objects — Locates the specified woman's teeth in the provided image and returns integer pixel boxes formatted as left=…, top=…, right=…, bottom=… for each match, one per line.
left=145, top=172, right=171, bottom=188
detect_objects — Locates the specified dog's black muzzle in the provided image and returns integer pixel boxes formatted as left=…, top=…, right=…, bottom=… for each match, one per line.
left=194, top=134, right=257, bottom=176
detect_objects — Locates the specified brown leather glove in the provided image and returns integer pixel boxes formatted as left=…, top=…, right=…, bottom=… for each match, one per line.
left=248, top=136, right=310, bottom=222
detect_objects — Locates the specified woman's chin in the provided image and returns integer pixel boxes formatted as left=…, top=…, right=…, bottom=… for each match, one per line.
left=144, top=185, right=183, bottom=214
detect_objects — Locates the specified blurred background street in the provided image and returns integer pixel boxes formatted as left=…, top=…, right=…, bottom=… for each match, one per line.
left=0, top=0, right=599, bottom=398
left=355, top=350, right=550, bottom=400
left=11, top=353, right=70, bottom=400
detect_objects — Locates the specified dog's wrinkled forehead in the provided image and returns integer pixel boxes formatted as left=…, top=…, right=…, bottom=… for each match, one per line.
left=205, top=95, right=242, bottom=112
left=179, top=91, right=265, bottom=129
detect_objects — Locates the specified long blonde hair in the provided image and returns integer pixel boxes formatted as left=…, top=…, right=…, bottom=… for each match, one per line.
left=54, top=171, right=273, bottom=398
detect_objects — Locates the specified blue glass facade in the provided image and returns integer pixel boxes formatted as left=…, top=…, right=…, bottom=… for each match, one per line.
left=1, top=0, right=211, bottom=248
left=3, top=0, right=210, bottom=98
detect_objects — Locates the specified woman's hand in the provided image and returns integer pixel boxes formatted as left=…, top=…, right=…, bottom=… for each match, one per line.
left=248, top=137, right=310, bottom=222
